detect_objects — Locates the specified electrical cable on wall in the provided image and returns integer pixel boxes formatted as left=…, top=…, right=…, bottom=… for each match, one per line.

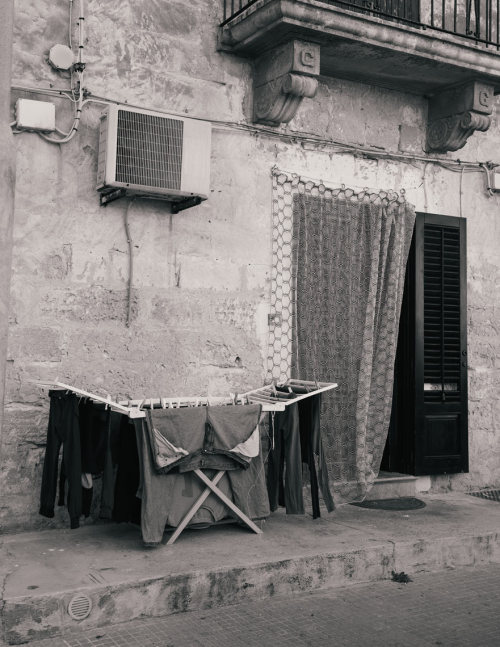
left=39, top=72, right=84, bottom=144
left=12, top=72, right=500, bottom=211
left=11, top=80, right=500, bottom=191
left=422, top=161, right=429, bottom=213
left=68, top=0, right=74, bottom=50
left=123, top=198, right=136, bottom=328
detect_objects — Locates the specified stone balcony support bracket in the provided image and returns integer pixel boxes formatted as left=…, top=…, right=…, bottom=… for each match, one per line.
left=253, top=40, right=320, bottom=126
left=426, top=81, right=495, bottom=153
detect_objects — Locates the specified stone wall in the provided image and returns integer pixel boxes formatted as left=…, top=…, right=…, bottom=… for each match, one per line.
left=2, top=0, right=500, bottom=531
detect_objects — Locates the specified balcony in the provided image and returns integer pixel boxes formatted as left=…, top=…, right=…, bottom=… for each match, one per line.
left=219, top=0, right=500, bottom=151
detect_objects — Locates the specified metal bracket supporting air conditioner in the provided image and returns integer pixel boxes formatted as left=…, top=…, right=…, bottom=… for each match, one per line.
left=171, top=197, right=202, bottom=214
left=100, top=188, right=127, bottom=206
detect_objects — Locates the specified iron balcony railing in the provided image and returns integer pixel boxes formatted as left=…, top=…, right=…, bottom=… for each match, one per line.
left=222, top=0, right=500, bottom=49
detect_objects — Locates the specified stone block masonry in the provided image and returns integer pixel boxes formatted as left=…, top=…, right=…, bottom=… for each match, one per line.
left=2, top=0, right=500, bottom=531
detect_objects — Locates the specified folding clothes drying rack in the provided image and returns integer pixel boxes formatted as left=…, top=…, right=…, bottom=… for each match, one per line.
left=42, top=379, right=338, bottom=545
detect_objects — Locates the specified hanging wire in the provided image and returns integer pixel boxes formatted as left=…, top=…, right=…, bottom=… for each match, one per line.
left=39, top=70, right=85, bottom=144
left=68, top=0, right=74, bottom=49
left=123, top=198, right=136, bottom=328
left=480, top=162, right=498, bottom=196
left=422, top=161, right=430, bottom=213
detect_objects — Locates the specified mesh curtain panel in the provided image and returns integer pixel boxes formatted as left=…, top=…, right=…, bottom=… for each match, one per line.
left=269, top=170, right=416, bottom=502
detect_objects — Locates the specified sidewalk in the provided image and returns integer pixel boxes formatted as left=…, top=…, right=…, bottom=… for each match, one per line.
left=15, top=563, right=500, bottom=647
left=2, top=491, right=500, bottom=645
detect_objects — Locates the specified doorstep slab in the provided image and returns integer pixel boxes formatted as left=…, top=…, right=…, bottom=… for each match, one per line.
left=369, top=472, right=418, bottom=500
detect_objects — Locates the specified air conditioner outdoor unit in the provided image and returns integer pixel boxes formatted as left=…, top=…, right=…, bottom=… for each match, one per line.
left=96, top=105, right=211, bottom=211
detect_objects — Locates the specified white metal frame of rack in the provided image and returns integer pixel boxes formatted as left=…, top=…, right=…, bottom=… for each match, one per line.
left=242, top=379, right=338, bottom=410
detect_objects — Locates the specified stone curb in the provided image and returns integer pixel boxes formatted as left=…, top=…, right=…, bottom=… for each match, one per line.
left=3, top=530, right=500, bottom=645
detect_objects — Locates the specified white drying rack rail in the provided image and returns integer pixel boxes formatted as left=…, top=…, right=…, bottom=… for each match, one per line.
left=242, top=379, right=338, bottom=411
left=121, top=379, right=338, bottom=413
left=39, top=381, right=147, bottom=418
left=41, top=379, right=338, bottom=417
left=41, top=382, right=271, bottom=416
left=119, top=394, right=252, bottom=412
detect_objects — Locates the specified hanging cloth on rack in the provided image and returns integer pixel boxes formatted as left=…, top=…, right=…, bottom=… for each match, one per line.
left=39, top=390, right=137, bottom=529
left=135, top=419, right=235, bottom=545
left=55, top=398, right=114, bottom=522
left=267, top=393, right=334, bottom=518
left=145, top=404, right=262, bottom=474
left=297, top=393, right=335, bottom=517
left=136, top=404, right=270, bottom=545
left=39, top=391, right=83, bottom=529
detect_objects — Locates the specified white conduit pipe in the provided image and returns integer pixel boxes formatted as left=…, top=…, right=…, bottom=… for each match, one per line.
left=77, top=0, right=85, bottom=66
left=39, top=0, right=86, bottom=144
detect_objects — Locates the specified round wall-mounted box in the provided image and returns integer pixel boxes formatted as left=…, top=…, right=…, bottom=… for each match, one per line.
left=49, top=44, right=75, bottom=71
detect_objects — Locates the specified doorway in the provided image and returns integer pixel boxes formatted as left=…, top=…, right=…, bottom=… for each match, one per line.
left=381, top=212, right=468, bottom=476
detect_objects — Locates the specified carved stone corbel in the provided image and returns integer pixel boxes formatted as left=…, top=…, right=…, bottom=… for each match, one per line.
left=253, top=40, right=320, bottom=126
left=426, top=81, right=494, bottom=153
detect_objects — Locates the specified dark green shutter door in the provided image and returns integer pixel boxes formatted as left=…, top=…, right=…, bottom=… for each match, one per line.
left=414, top=213, right=468, bottom=475
left=382, top=212, right=468, bottom=476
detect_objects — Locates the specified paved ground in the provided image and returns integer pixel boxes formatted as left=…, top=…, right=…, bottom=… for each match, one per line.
left=14, top=563, right=500, bottom=647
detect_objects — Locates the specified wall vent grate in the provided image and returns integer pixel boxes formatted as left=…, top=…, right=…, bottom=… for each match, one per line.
left=67, top=594, right=92, bottom=621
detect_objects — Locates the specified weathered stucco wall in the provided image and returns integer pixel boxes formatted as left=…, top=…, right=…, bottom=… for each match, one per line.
left=2, top=0, right=500, bottom=531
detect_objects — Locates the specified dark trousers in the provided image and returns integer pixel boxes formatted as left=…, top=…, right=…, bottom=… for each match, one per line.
left=39, top=391, right=82, bottom=529
left=79, top=400, right=109, bottom=474
left=99, top=410, right=123, bottom=519
left=112, top=417, right=141, bottom=524
left=57, top=399, right=112, bottom=518
left=267, top=396, right=335, bottom=517
left=267, top=403, right=305, bottom=514
left=298, top=394, right=335, bottom=517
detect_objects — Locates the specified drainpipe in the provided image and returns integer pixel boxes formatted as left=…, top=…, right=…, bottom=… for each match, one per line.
left=0, top=0, right=16, bottom=463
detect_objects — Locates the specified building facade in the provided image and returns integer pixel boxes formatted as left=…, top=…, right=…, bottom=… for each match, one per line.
left=1, top=0, right=500, bottom=531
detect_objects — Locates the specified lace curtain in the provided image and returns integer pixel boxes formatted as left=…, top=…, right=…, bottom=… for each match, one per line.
left=269, top=170, right=416, bottom=502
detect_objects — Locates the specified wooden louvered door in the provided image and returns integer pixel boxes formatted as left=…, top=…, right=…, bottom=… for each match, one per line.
left=416, top=213, right=468, bottom=474
left=382, top=212, right=468, bottom=476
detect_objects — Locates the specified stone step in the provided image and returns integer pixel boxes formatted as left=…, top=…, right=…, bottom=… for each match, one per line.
left=369, top=471, right=419, bottom=500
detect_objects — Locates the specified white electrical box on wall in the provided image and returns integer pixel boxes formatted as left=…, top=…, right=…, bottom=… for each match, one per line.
left=490, top=170, right=500, bottom=191
left=15, top=98, right=56, bottom=132
left=96, top=104, right=211, bottom=211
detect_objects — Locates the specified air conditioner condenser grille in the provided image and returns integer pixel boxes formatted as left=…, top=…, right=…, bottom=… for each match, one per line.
left=116, top=110, right=183, bottom=190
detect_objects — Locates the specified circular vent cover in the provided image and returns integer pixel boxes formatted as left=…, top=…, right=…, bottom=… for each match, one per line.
left=67, top=594, right=92, bottom=621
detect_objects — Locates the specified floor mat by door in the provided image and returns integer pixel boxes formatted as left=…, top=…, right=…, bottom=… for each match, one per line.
left=350, top=497, right=426, bottom=510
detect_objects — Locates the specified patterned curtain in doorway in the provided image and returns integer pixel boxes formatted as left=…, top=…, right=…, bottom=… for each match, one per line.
left=268, top=170, right=416, bottom=502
